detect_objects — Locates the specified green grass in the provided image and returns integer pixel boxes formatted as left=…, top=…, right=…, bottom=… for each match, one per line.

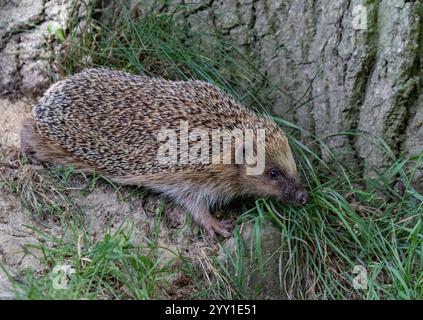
left=5, top=0, right=421, bottom=299
left=12, top=223, right=172, bottom=299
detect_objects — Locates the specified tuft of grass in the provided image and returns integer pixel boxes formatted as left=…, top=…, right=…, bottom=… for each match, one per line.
left=10, top=223, right=177, bottom=299
left=12, top=0, right=422, bottom=300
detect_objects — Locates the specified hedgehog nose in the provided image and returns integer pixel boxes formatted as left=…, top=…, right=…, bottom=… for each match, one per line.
left=294, top=190, right=308, bottom=205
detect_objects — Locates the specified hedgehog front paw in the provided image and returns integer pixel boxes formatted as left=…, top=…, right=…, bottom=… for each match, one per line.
left=207, top=218, right=233, bottom=238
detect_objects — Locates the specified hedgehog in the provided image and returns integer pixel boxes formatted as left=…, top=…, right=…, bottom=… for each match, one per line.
left=20, top=68, right=308, bottom=237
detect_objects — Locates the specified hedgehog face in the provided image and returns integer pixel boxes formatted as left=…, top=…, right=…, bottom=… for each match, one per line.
left=263, top=166, right=308, bottom=204
left=265, top=130, right=308, bottom=204
left=238, top=127, right=308, bottom=205
left=239, top=163, right=307, bottom=205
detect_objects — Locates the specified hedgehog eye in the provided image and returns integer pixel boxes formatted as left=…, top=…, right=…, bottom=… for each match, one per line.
left=268, top=168, right=280, bottom=180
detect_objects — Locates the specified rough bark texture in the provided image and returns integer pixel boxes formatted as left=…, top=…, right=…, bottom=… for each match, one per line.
left=1, top=0, right=422, bottom=182
left=0, top=0, right=76, bottom=97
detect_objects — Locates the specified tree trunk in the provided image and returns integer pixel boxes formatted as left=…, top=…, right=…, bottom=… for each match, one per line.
left=0, top=0, right=77, bottom=97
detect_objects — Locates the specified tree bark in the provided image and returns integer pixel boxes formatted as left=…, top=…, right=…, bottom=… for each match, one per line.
left=0, top=0, right=76, bottom=97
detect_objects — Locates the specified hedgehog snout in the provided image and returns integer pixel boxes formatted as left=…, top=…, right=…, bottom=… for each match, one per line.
left=277, top=175, right=308, bottom=205
left=294, top=189, right=308, bottom=205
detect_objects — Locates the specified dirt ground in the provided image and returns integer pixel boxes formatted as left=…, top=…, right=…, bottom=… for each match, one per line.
left=0, top=98, right=36, bottom=297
